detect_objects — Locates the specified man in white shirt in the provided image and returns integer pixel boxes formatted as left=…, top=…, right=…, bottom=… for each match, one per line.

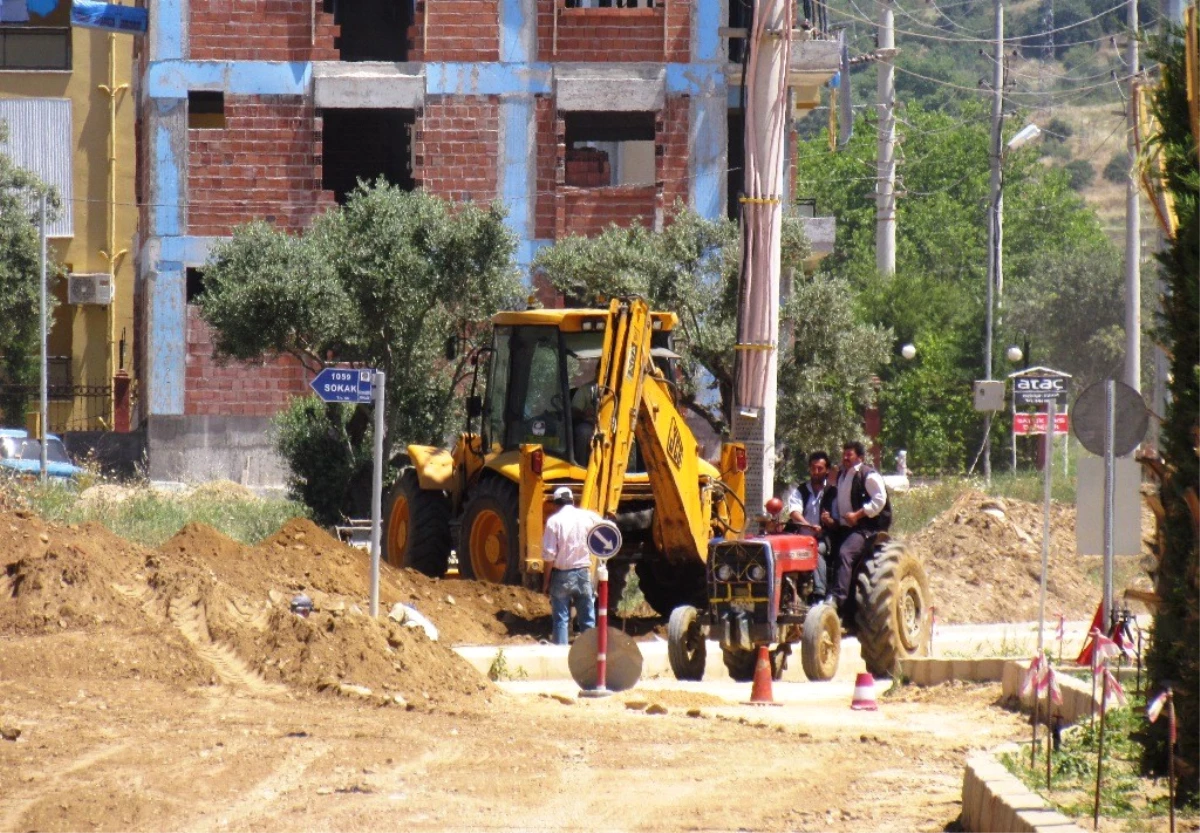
left=830, top=441, right=888, bottom=611
left=541, top=485, right=600, bottom=644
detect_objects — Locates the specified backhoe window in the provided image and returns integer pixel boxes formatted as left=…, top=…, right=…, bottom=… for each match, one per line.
left=493, top=326, right=569, bottom=458
left=486, top=327, right=512, bottom=452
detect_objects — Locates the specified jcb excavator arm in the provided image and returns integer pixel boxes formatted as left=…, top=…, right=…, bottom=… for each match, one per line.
left=579, top=297, right=722, bottom=564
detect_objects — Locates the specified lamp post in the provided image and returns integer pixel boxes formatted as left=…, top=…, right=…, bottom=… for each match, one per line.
left=984, top=123, right=1040, bottom=481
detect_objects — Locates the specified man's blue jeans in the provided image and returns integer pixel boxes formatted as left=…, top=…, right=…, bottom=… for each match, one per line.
left=549, top=567, right=595, bottom=645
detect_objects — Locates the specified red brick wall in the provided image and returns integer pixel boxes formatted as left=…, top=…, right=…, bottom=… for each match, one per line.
left=188, top=95, right=334, bottom=237
left=184, top=308, right=312, bottom=417
left=189, top=0, right=338, bottom=61
left=413, top=96, right=500, bottom=204
left=658, top=95, right=690, bottom=212
left=410, top=0, right=499, bottom=62
left=538, top=2, right=690, bottom=63
left=555, top=185, right=659, bottom=238
left=534, top=97, right=557, bottom=239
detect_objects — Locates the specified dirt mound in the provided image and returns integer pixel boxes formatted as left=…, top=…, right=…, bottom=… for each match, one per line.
left=906, top=490, right=1148, bottom=624
left=0, top=511, right=152, bottom=633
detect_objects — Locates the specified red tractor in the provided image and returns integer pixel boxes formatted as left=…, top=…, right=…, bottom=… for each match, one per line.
left=666, top=530, right=931, bottom=682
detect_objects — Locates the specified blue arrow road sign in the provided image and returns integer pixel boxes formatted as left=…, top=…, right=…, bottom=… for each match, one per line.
left=586, top=521, right=623, bottom=560
left=311, top=368, right=375, bottom=404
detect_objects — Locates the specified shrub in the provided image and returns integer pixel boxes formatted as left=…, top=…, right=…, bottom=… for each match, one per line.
left=1103, top=151, right=1131, bottom=184
left=272, top=395, right=372, bottom=526
left=1064, top=159, right=1096, bottom=191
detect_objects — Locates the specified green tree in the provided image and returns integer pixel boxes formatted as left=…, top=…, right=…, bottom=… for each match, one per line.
left=1141, top=25, right=1198, bottom=797
left=533, top=206, right=892, bottom=459
left=795, top=102, right=1119, bottom=471
left=200, top=182, right=522, bottom=511
left=0, top=135, right=58, bottom=424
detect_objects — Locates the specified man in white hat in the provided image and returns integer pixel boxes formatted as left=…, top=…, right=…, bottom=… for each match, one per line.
left=541, top=485, right=600, bottom=644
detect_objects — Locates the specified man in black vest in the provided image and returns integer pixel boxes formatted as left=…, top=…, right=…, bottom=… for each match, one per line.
left=828, top=441, right=888, bottom=612
left=783, top=450, right=838, bottom=602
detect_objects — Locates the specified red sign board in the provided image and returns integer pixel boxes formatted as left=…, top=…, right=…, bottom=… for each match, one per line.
left=1013, top=412, right=1070, bottom=436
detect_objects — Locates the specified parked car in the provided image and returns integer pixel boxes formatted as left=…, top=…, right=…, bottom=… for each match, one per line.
left=0, top=428, right=85, bottom=480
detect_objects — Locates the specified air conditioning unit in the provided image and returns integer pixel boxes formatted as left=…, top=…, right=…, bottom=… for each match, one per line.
left=68, top=273, right=113, bottom=305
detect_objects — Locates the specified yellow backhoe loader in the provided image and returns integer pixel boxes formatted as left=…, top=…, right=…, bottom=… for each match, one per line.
left=382, top=297, right=747, bottom=614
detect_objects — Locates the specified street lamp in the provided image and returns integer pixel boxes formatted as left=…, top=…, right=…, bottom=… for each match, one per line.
left=983, top=122, right=1041, bottom=481
left=901, top=343, right=917, bottom=360
left=1005, top=345, right=1023, bottom=365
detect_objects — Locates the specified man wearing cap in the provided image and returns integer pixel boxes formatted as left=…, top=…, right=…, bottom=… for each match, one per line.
left=541, top=486, right=600, bottom=645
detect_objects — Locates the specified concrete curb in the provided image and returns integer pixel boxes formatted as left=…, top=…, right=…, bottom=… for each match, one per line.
left=902, top=658, right=1101, bottom=833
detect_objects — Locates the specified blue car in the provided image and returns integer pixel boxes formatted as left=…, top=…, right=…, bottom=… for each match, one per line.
left=0, top=428, right=85, bottom=480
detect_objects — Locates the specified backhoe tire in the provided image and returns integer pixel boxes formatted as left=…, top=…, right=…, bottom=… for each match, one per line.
left=458, top=477, right=522, bottom=585
left=855, top=540, right=931, bottom=678
left=801, top=603, right=841, bottom=681
left=383, top=470, right=451, bottom=576
left=721, top=646, right=757, bottom=683
left=667, top=605, right=707, bottom=681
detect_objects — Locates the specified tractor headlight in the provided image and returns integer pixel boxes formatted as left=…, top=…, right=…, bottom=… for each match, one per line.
left=715, top=564, right=734, bottom=582
left=748, top=564, right=767, bottom=582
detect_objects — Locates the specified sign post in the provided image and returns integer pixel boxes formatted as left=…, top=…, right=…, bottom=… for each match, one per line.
left=579, top=520, right=622, bottom=698
left=311, top=367, right=383, bottom=616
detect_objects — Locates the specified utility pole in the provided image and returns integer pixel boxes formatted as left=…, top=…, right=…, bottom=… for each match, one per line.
left=733, top=0, right=792, bottom=515
left=983, top=0, right=1004, bottom=483
left=1123, top=0, right=1140, bottom=394
left=875, top=0, right=897, bottom=275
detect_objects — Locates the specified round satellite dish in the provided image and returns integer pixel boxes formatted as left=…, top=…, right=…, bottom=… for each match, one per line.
left=1071, top=380, right=1149, bottom=457
left=568, top=627, right=643, bottom=692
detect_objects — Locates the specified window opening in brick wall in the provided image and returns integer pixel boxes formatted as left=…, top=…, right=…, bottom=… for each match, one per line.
left=186, top=268, right=206, bottom=303
left=728, top=0, right=752, bottom=64
left=320, top=108, right=415, bottom=203
left=187, top=92, right=225, bottom=130
left=324, top=0, right=413, bottom=61
left=563, top=111, right=655, bottom=189
left=564, top=1, right=655, bottom=7
left=727, top=110, right=745, bottom=220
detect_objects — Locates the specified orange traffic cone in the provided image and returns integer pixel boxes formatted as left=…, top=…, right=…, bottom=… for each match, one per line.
left=745, top=645, right=780, bottom=706
left=850, top=672, right=878, bottom=711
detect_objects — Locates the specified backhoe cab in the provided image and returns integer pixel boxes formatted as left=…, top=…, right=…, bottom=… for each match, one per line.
left=383, top=298, right=747, bottom=615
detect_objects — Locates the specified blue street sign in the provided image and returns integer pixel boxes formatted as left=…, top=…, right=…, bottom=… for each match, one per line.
left=311, top=367, right=375, bottom=404
left=586, top=521, right=623, bottom=560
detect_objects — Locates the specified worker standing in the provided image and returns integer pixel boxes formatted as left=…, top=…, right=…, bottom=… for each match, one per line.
left=541, top=486, right=600, bottom=645
left=827, top=441, right=887, bottom=613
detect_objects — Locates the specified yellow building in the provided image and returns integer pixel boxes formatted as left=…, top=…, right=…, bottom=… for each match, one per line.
left=0, top=1, right=136, bottom=432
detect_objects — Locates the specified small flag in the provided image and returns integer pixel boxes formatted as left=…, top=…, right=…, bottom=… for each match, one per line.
left=1098, top=665, right=1127, bottom=708
left=1146, top=689, right=1170, bottom=723
left=1045, top=664, right=1063, bottom=705
left=1021, top=653, right=1044, bottom=698
left=1055, top=612, right=1065, bottom=642
left=1090, top=628, right=1125, bottom=668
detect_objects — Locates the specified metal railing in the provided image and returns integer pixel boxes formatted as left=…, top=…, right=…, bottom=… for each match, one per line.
left=0, top=384, right=112, bottom=433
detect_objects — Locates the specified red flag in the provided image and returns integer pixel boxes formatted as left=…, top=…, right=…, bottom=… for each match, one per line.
left=1045, top=665, right=1063, bottom=705
left=1075, top=601, right=1106, bottom=665
left=1103, top=666, right=1127, bottom=708
left=1090, top=629, right=1125, bottom=668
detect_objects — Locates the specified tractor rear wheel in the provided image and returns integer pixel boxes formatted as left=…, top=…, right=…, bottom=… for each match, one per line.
left=667, top=605, right=706, bottom=681
left=383, top=470, right=451, bottom=576
left=801, top=603, right=841, bottom=681
left=721, top=646, right=757, bottom=682
left=458, top=477, right=522, bottom=585
left=855, top=540, right=931, bottom=677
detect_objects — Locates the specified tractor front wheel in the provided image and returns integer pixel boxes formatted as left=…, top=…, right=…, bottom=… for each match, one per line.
left=667, top=605, right=707, bottom=681
left=855, top=540, right=931, bottom=677
left=383, top=470, right=451, bottom=576
left=801, top=603, right=841, bottom=681
left=458, top=477, right=522, bottom=585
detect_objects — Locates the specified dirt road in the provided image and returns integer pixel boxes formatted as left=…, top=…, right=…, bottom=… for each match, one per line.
left=0, top=628, right=1028, bottom=832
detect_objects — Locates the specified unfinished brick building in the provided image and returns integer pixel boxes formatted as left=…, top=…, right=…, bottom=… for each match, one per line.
left=136, top=0, right=839, bottom=485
